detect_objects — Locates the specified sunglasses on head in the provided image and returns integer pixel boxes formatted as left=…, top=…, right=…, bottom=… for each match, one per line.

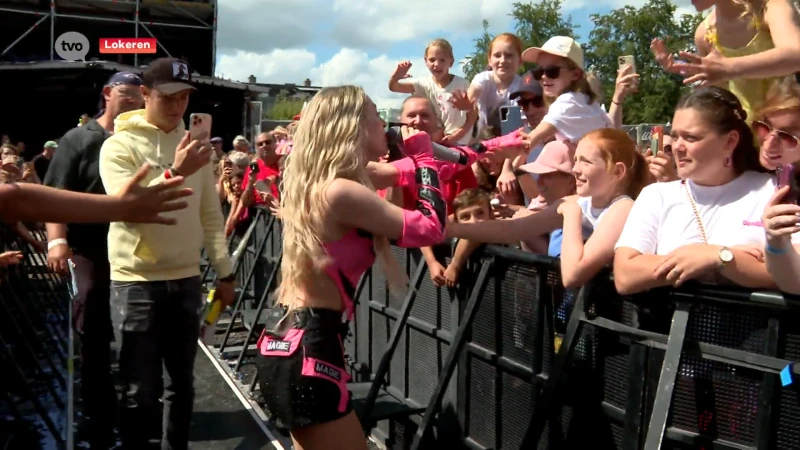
left=532, top=66, right=564, bottom=81
left=752, top=120, right=800, bottom=148
left=517, top=96, right=544, bottom=109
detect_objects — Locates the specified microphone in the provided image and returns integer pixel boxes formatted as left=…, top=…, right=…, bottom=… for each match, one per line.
left=386, top=126, right=485, bottom=166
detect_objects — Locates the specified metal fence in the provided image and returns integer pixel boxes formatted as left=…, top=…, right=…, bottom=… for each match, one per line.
left=204, top=210, right=800, bottom=450
left=7, top=207, right=796, bottom=449
left=0, top=224, right=72, bottom=450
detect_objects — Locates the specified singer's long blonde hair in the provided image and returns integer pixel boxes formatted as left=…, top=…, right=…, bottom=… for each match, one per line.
left=278, top=85, right=408, bottom=314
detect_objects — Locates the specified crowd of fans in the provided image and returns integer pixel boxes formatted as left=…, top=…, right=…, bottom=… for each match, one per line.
left=2, top=0, right=800, bottom=448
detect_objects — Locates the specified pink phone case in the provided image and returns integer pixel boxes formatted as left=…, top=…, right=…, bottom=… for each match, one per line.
left=190, top=113, right=212, bottom=140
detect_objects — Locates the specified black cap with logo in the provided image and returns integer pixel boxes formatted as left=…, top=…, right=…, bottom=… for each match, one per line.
left=142, top=57, right=196, bottom=95
left=510, top=69, right=544, bottom=99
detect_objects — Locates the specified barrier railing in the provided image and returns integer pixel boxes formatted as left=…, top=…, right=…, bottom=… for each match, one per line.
left=0, top=224, right=72, bottom=450
left=204, top=212, right=800, bottom=450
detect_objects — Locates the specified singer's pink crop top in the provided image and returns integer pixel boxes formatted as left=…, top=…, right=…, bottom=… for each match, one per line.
left=323, top=228, right=375, bottom=319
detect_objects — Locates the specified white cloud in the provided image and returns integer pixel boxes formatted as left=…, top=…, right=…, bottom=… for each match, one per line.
left=216, top=48, right=466, bottom=109
left=329, top=0, right=518, bottom=48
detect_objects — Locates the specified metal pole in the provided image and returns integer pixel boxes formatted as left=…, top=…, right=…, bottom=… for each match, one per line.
left=165, top=1, right=210, bottom=28
left=1, top=14, right=49, bottom=57
left=134, top=0, right=140, bottom=67
left=139, top=22, right=173, bottom=58
left=50, top=1, right=55, bottom=60
left=0, top=6, right=43, bottom=15
left=50, top=11, right=209, bottom=29
left=211, top=0, right=218, bottom=76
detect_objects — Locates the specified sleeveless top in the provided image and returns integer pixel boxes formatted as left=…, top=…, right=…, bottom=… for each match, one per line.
left=322, top=228, right=376, bottom=319
left=577, top=195, right=631, bottom=236
left=704, top=14, right=776, bottom=120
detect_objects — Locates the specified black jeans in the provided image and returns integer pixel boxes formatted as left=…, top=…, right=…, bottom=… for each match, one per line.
left=71, top=252, right=116, bottom=442
left=111, top=276, right=202, bottom=450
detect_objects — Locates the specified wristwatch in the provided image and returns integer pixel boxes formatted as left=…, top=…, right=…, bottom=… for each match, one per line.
left=718, top=247, right=734, bottom=269
left=218, top=273, right=235, bottom=283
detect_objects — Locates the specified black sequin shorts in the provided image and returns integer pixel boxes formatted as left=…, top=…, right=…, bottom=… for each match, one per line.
left=255, top=307, right=352, bottom=429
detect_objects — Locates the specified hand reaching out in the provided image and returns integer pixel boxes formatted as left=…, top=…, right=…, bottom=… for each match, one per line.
left=392, top=61, right=413, bottom=81
left=116, top=164, right=193, bottom=225
left=673, top=49, right=733, bottom=86
left=0, top=251, right=23, bottom=267
left=651, top=38, right=680, bottom=74
left=449, top=90, right=473, bottom=111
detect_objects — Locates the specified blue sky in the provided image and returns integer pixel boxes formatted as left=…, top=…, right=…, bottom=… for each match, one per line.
left=214, top=0, right=694, bottom=108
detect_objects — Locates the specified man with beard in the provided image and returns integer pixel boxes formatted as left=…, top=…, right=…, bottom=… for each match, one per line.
left=44, top=71, right=144, bottom=449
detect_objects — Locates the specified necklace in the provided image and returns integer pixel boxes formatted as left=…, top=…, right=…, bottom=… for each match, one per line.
left=682, top=180, right=709, bottom=244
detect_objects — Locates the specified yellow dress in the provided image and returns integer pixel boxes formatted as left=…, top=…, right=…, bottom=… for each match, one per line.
left=705, top=14, right=778, bottom=120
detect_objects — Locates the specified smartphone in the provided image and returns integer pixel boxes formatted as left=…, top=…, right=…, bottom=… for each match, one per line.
left=500, top=106, right=525, bottom=136
left=254, top=179, right=270, bottom=193
left=249, top=161, right=260, bottom=174
left=618, top=55, right=636, bottom=73
left=189, top=113, right=212, bottom=141
left=650, top=126, right=663, bottom=157
left=777, top=164, right=800, bottom=204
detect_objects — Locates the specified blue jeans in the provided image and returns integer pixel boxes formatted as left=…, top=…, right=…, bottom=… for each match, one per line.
left=111, top=276, right=202, bottom=450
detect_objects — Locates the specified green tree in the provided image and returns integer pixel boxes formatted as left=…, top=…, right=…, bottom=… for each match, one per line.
left=461, top=0, right=578, bottom=81
left=585, top=0, right=703, bottom=123
left=265, top=89, right=305, bottom=120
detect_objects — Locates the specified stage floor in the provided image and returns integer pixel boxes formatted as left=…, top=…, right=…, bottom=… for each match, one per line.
left=191, top=344, right=280, bottom=450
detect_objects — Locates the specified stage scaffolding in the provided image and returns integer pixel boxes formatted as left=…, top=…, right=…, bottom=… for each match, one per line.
left=0, top=0, right=218, bottom=74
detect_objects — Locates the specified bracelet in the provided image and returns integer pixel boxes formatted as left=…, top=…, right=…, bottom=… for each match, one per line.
left=766, top=243, right=790, bottom=255
left=47, top=238, right=68, bottom=250
left=611, top=100, right=621, bottom=105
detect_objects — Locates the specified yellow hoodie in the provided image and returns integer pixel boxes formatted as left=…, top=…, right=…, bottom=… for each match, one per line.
left=99, top=109, right=232, bottom=282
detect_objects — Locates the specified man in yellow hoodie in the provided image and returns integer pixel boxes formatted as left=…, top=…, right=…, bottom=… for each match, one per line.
left=99, top=57, right=234, bottom=450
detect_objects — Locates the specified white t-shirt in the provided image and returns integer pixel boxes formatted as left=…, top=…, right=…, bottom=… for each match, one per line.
left=542, top=92, right=612, bottom=143
left=406, top=75, right=472, bottom=145
left=578, top=195, right=631, bottom=236
left=615, top=171, right=800, bottom=255
left=470, top=70, right=522, bottom=132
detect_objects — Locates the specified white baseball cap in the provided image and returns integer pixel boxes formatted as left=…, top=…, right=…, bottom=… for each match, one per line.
left=521, top=36, right=584, bottom=70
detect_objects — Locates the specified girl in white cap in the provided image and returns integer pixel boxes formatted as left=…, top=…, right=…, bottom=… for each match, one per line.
left=517, top=36, right=612, bottom=154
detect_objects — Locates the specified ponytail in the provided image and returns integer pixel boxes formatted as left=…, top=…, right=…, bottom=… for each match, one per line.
left=627, top=151, right=651, bottom=199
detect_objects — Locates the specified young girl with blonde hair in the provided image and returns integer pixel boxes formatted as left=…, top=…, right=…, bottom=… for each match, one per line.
left=254, top=85, right=503, bottom=450
left=389, top=38, right=477, bottom=145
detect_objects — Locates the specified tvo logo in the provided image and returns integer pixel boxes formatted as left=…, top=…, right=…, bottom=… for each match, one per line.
left=54, top=32, right=90, bottom=61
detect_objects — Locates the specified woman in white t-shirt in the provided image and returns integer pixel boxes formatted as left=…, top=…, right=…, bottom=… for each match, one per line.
left=614, top=86, right=789, bottom=295
left=389, top=39, right=477, bottom=146
left=446, top=128, right=648, bottom=289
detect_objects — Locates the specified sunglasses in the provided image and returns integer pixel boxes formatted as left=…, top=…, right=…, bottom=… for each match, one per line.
left=257, top=140, right=273, bottom=146
left=752, top=120, right=800, bottom=148
left=517, top=96, right=544, bottom=109
left=532, top=66, right=564, bottom=81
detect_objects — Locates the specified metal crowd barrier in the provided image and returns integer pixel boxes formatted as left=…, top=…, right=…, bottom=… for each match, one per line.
left=0, top=224, right=72, bottom=450
left=203, top=212, right=800, bottom=450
